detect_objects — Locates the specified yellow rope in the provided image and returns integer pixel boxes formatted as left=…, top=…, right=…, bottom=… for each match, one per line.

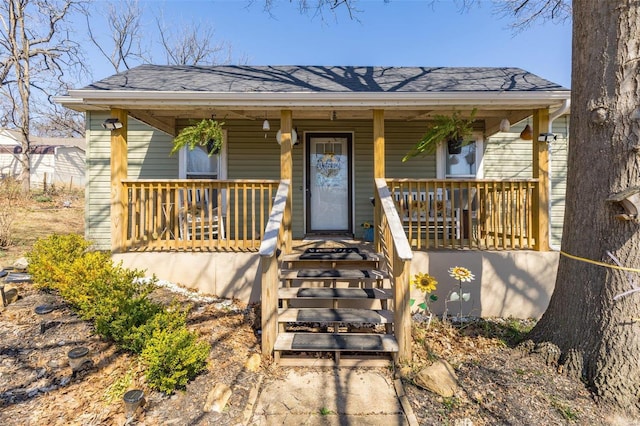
left=560, top=250, right=640, bottom=274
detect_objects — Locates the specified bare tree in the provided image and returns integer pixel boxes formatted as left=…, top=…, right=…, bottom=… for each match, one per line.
left=84, top=0, right=147, bottom=73
left=155, top=17, right=232, bottom=66
left=0, top=0, right=85, bottom=192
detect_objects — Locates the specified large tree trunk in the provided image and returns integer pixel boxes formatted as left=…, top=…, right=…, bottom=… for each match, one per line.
left=529, top=1, right=640, bottom=415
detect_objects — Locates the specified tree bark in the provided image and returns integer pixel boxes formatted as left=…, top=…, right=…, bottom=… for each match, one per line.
left=529, top=1, right=640, bottom=415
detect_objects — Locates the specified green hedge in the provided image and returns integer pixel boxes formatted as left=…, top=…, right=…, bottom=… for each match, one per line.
left=27, top=234, right=210, bottom=393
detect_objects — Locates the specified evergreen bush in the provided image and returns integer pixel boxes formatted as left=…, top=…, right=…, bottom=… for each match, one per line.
left=26, top=234, right=211, bottom=394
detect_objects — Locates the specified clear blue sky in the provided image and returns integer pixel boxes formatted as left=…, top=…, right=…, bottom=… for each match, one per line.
left=85, top=0, right=572, bottom=88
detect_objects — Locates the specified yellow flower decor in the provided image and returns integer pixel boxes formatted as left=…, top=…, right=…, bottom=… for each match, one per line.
left=448, top=266, right=475, bottom=282
left=446, top=266, right=475, bottom=319
left=361, top=222, right=372, bottom=229
left=410, top=272, right=439, bottom=319
left=412, top=272, right=438, bottom=293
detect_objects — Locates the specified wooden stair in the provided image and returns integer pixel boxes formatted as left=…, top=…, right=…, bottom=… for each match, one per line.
left=273, top=247, right=398, bottom=366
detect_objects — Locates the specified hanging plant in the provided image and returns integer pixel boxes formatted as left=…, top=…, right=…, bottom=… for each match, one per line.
left=170, top=119, right=224, bottom=157
left=402, top=109, right=477, bottom=161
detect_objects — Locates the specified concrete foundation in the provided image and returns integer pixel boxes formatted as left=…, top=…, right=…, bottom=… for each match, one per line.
left=113, top=249, right=558, bottom=319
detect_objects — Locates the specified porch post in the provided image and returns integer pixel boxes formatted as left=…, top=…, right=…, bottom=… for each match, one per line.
left=532, top=109, right=550, bottom=251
left=110, top=108, right=128, bottom=253
left=373, top=109, right=385, bottom=249
left=280, top=109, right=293, bottom=253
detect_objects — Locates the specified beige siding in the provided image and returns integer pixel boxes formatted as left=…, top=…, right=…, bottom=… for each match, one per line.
left=86, top=112, right=176, bottom=249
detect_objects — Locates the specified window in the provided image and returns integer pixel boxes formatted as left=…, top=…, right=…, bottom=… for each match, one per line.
left=446, top=143, right=476, bottom=178
left=178, top=130, right=227, bottom=180
left=186, top=145, right=219, bottom=179
left=437, top=135, right=483, bottom=179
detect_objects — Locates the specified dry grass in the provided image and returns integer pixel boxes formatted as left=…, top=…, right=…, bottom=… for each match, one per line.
left=0, top=188, right=84, bottom=266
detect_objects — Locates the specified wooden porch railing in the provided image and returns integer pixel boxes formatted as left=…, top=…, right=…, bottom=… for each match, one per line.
left=386, top=178, right=538, bottom=250
left=122, top=179, right=279, bottom=251
left=259, top=179, right=290, bottom=362
left=374, top=178, right=413, bottom=364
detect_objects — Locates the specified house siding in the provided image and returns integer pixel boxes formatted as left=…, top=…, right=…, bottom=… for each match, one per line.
left=87, top=115, right=568, bottom=248
left=484, top=116, right=569, bottom=247
left=86, top=112, right=175, bottom=249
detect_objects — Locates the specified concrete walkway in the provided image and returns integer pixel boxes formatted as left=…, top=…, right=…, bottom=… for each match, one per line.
left=248, top=368, right=414, bottom=425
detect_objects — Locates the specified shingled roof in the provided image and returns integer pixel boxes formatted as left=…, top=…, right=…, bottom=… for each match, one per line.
left=84, top=65, right=568, bottom=94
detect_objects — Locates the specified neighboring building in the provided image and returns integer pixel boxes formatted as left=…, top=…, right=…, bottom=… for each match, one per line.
left=0, top=128, right=86, bottom=188
left=57, top=65, right=570, bottom=320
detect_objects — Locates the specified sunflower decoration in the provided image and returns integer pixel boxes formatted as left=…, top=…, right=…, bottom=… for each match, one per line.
left=410, top=272, right=439, bottom=320
left=412, top=272, right=438, bottom=293
left=448, top=266, right=475, bottom=282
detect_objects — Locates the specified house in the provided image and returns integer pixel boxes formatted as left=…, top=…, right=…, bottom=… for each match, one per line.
left=0, top=128, right=86, bottom=188
left=57, top=65, right=570, bottom=363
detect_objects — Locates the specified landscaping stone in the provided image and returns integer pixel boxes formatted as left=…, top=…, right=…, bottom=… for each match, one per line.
left=203, top=383, right=232, bottom=413
left=414, top=359, right=459, bottom=397
left=245, top=353, right=261, bottom=372
left=12, top=258, right=28, bottom=272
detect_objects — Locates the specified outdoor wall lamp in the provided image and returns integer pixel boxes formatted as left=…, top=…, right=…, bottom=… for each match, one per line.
left=262, top=119, right=270, bottom=131
left=607, top=186, right=640, bottom=221
left=499, top=118, right=511, bottom=132
left=538, top=133, right=557, bottom=143
left=102, top=118, right=123, bottom=130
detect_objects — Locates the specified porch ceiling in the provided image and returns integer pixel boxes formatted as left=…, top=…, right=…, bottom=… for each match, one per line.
left=120, top=106, right=538, bottom=138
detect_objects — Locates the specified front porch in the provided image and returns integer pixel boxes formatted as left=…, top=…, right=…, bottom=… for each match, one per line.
left=121, top=177, right=540, bottom=252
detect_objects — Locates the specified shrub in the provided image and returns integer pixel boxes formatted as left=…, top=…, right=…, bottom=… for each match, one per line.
left=141, top=319, right=210, bottom=394
left=27, top=234, right=92, bottom=289
left=28, top=234, right=210, bottom=394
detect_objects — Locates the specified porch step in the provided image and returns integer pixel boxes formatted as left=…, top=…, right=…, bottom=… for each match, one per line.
left=278, top=287, right=393, bottom=300
left=273, top=245, right=396, bottom=366
left=278, top=308, right=393, bottom=324
left=280, top=268, right=388, bottom=282
left=274, top=332, right=399, bottom=353
left=281, top=248, right=380, bottom=270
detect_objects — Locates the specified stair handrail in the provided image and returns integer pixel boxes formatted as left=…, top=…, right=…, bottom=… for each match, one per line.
left=259, top=179, right=290, bottom=362
left=375, top=178, right=412, bottom=363
left=259, top=179, right=290, bottom=258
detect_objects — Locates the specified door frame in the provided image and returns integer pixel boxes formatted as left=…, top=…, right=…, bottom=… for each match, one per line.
left=304, top=131, right=354, bottom=236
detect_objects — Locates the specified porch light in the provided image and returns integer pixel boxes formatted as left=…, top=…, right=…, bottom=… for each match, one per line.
left=499, top=118, right=511, bottom=132
left=276, top=128, right=298, bottom=145
left=538, top=133, right=557, bottom=143
left=520, top=124, right=533, bottom=140
left=262, top=119, right=270, bottom=131
left=101, top=118, right=123, bottom=130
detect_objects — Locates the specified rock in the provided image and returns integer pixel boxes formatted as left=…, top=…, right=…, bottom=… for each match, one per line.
left=245, top=353, right=261, bottom=372
left=203, top=383, right=232, bottom=413
left=2, top=287, right=18, bottom=305
left=12, top=257, right=28, bottom=272
left=414, top=359, right=459, bottom=397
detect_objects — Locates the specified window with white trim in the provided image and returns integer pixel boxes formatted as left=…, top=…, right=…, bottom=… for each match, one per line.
left=178, top=130, right=227, bottom=180
left=436, top=134, right=483, bottom=179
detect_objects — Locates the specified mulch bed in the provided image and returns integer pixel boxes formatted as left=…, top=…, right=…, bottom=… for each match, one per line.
left=1, top=282, right=613, bottom=425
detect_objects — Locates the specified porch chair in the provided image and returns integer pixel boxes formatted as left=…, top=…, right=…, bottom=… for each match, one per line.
left=394, top=189, right=461, bottom=239
left=178, top=188, right=225, bottom=240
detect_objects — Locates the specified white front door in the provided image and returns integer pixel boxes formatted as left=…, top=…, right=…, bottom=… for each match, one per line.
left=306, top=133, right=353, bottom=234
